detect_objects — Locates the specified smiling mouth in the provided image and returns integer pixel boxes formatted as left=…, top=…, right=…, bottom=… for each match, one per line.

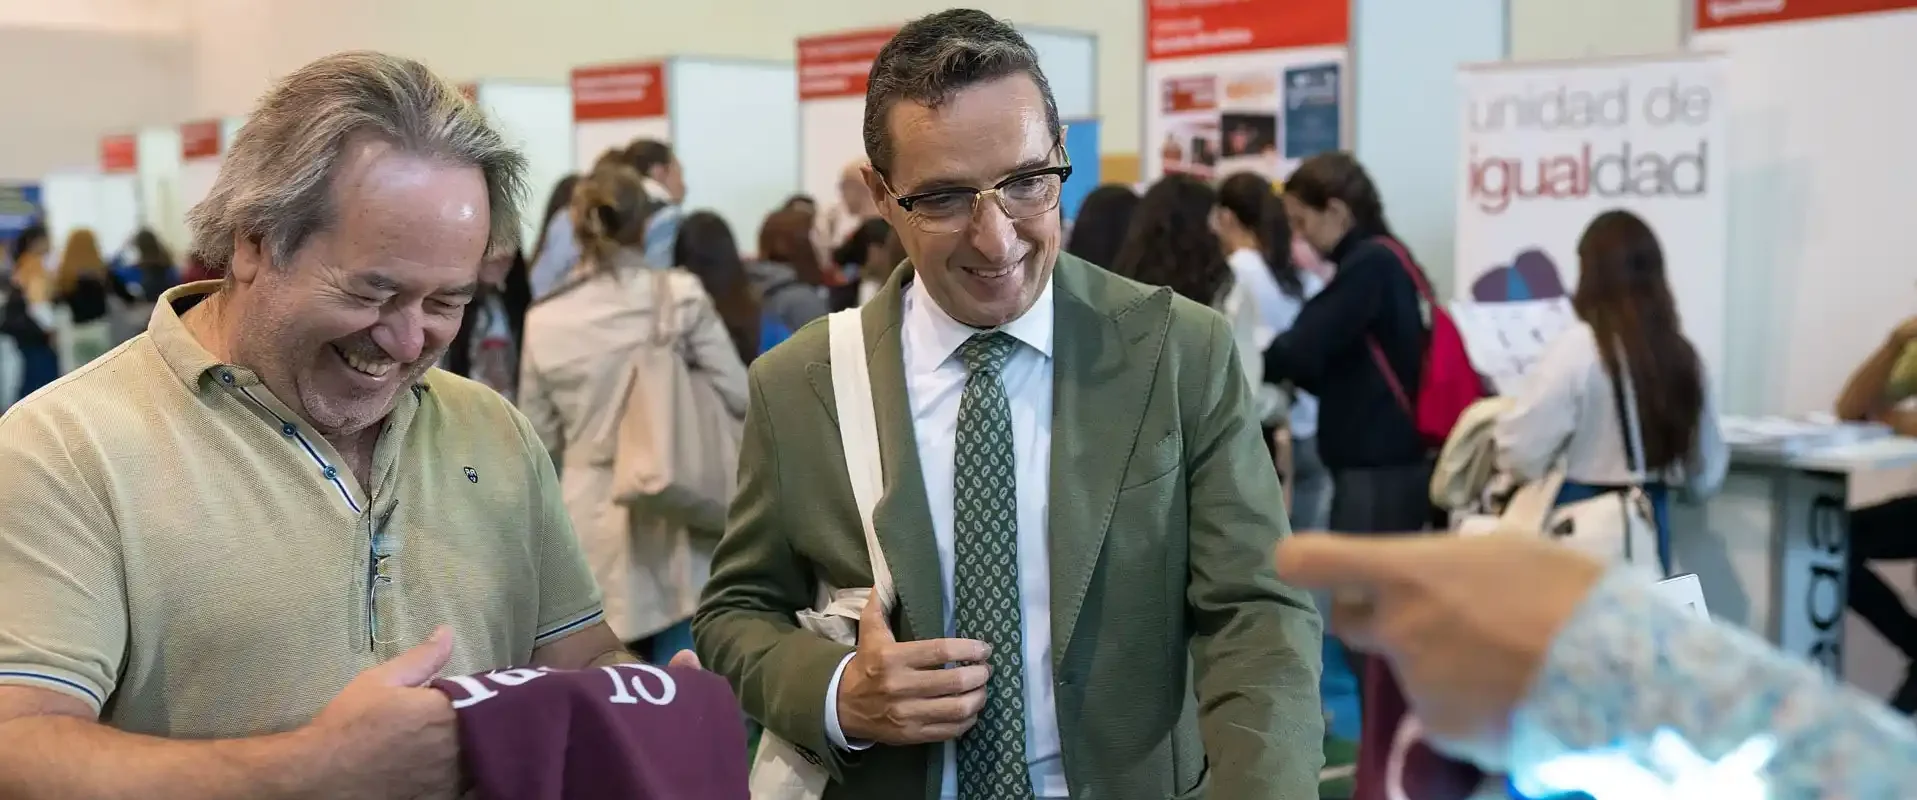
left=962, top=264, right=1017, bottom=280
left=331, top=343, right=398, bottom=379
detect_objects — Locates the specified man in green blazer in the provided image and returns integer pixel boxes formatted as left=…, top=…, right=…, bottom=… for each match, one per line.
left=694, top=9, right=1323, bottom=799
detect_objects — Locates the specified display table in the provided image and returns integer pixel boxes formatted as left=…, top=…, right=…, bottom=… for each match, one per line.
left=1671, top=436, right=1917, bottom=676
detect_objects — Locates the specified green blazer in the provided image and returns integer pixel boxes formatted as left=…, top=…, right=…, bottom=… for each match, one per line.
left=693, top=254, right=1324, bottom=799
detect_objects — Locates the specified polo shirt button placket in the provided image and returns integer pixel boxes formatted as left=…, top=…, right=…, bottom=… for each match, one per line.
left=322, top=465, right=339, bottom=481
left=218, top=371, right=234, bottom=386
left=281, top=422, right=297, bottom=437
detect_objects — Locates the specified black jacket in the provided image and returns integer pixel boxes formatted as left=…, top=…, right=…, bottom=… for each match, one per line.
left=1264, top=231, right=1428, bottom=470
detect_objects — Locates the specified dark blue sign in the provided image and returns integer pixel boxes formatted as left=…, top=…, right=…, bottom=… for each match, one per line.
left=1283, top=63, right=1342, bottom=160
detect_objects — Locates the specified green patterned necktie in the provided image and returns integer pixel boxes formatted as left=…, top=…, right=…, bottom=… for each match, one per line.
left=951, top=331, right=1035, bottom=800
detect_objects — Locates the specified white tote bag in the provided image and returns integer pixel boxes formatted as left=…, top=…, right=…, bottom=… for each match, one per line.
left=747, top=308, right=896, bottom=800
left=1497, top=349, right=1662, bottom=578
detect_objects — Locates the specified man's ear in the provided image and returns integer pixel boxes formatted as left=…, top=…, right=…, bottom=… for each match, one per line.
left=860, top=163, right=893, bottom=225
left=227, top=232, right=266, bottom=286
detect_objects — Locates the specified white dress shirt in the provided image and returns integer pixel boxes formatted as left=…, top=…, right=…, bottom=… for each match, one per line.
left=823, top=275, right=1067, bottom=799
left=1226, top=248, right=1324, bottom=439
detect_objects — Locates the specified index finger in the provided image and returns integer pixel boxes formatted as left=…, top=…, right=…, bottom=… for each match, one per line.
left=893, top=637, right=990, bottom=668
left=1274, top=532, right=1428, bottom=591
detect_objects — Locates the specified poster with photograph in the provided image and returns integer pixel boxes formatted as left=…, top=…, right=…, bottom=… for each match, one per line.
left=1143, top=0, right=1349, bottom=184
left=1158, top=74, right=1220, bottom=179
left=1283, top=62, right=1342, bottom=159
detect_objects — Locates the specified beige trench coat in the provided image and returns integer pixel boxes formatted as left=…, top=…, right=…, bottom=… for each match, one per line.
left=518, top=251, right=750, bottom=641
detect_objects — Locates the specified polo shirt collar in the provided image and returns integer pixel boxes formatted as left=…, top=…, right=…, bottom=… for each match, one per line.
left=149, top=281, right=238, bottom=392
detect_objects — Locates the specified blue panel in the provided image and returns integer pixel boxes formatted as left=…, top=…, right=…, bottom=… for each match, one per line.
left=1060, top=119, right=1102, bottom=223
left=0, top=183, right=41, bottom=261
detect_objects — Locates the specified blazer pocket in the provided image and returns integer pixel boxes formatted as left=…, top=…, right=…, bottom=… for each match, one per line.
left=1120, top=429, right=1182, bottom=490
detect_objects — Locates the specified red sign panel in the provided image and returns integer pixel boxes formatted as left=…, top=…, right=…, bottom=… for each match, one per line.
left=1162, top=75, right=1219, bottom=113
left=571, top=61, right=668, bottom=121
left=1695, top=0, right=1917, bottom=29
left=181, top=120, right=222, bottom=160
left=100, top=134, right=138, bottom=173
left=798, top=26, right=899, bottom=101
left=1146, top=0, right=1350, bottom=60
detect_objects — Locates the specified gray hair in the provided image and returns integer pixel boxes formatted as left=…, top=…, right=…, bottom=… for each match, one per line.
left=862, top=9, right=1060, bottom=176
left=188, top=51, right=528, bottom=272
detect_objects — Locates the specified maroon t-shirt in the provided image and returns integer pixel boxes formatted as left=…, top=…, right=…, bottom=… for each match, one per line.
left=433, top=664, right=748, bottom=800
left=1355, top=660, right=1483, bottom=800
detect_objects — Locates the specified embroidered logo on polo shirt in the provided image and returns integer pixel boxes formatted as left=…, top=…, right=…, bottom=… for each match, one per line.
left=464, top=466, right=479, bottom=484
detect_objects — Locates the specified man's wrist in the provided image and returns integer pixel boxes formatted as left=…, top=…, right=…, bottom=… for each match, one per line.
left=823, top=653, right=873, bottom=751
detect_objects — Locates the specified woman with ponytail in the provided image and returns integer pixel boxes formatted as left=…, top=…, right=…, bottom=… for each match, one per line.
left=1214, top=171, right=1330, bottom=531
left=516, top=163, right=750, bottom=664
left=1495, top=209, right=1727, bottom=572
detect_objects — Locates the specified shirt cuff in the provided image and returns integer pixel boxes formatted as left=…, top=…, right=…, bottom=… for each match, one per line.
left=823, top=652, right=874, bottom=751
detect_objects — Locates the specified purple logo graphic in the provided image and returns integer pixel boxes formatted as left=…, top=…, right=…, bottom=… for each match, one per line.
left=1471, top=249, right=1566, bottom=302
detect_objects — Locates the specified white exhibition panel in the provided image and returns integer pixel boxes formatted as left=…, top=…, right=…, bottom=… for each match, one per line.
left=476, top=82, right=574, bottom=250
left=175, top=117, right=246, bottom=253
left=797, top=26, right=1097, bottom=214
left=1021, top=28, right=1098, bottom=121
left=669, top=58, right=799, bottom=248
left=1354, top=0, right=1507, bottom=295
left=41, top=170, right=103, bottom=250
left=1141, top=45, right=1349, bottom=183
left=1694, top=9, right=1917, bottom=416
left=1452, top=54, right=1728, bottom=401
left=136, top=126, right=182, bottom=252
left=574, top=116, right=671, bottom=174
left=799, top=95, right=864, bottom=217
left=41, top=170, right=139, bottom=266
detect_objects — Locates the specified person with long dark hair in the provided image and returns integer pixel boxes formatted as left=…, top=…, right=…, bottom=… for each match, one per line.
left=445, top=247, right=531, bottom=400
left=672, top=210, right=763, bottom=364
left=750, top=208, right=830, bottom=333
left=1495, top=209, right=1727, bottom=573
left=1064, top=183, right=1139, bottom=268
left=527, top=174, right=581, bottom=299
left=130, top=229, right=178, bottom=302
left=1111, top=174, right=1273, bottom=417
left=1215, top=171, right=1330, bottom=532
left=2, top=224, right=55, bottom=397
left=1264, top=152, right=1432, bottom=534
left=832, top=217, right=896, bottom=306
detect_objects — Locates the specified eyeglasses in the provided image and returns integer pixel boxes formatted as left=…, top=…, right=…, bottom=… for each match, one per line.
left=882, top=154, right=1074, bottom=235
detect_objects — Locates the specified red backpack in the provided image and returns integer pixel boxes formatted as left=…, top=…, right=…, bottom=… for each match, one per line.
left=1365, top=238, right=1483, bottom=448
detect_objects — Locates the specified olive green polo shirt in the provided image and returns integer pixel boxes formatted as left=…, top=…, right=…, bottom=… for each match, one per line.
left=0, top=282, right=603, bottom=738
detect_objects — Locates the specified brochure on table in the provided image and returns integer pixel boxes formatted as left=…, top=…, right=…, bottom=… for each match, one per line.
left=572, top=57, right=799, bottom=244
left=1141, top=0, right=1350, bottom=183
left=1452, top=53, right=1728, bottom=397
left=796, top=23, right=1098, bottom=232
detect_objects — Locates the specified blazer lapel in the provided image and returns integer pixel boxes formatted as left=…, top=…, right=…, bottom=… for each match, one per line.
left=802, top=265, right=945, bottom=643
left=1046, top=256, right=1173, bottom=666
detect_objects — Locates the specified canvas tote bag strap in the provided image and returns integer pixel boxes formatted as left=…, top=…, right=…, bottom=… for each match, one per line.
left=1607, top=340, right=1648, bottom=487
left=828, top=308, right=895, bottom=611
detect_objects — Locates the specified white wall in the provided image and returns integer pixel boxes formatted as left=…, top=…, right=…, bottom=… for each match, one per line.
left=1354, top=0, right=1507, bottom=296
left=0, top=27, right=193, bottom=181
left=178, top=0, right=1141, bottom=155
left=1508, top=0, right=1685, bottom=59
